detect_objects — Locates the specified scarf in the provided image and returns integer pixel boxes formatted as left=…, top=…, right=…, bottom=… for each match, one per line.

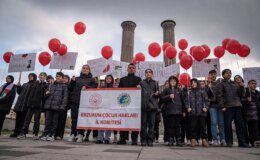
left=0, top=83, right=14, bottom=98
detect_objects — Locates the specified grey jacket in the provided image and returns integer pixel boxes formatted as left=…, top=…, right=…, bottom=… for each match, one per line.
left=44, top=81, right=68, bottom=111
left=185, top=88, right=209, bottom=117
left=140, top=79, right=159, bottom=111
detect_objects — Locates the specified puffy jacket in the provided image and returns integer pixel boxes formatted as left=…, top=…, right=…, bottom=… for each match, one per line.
left=140, top=79, right=159, bottom=111
left=68, top=73, right=97, bottom=105
left=27, top=81, right=47, bottom=109
left=244, top=88, right=259, bottom=121
left=0, top=83, right=16, bottom=113
left=185, top=88, right=209, bottom=117
left=216, top=79, right=243, bottom=109
left=207, top=81, right=220, bottom=107
left=161, top=87, right=185, bottom=115
left=44, top=81, right=68, bottom=111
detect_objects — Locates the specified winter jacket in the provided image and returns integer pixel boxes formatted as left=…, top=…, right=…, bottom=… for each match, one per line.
left=0, top=83, right=16, bottom=112
left=14, top=80, right=36, bottom=112
left=207, top=81, right=220, bottom=107
left=244, top=88, right=259, bottom=121
left=216, top=79, right=244, bottom=109
left=161, top=87, right=185, bottom=115
left=68, top=73, right=97, bottom=105
left=185, top=88, right=209, bottom=117
left=140, top=79, right=159, bottom=111
left=118, top=74, right=141, bottom=88
left=27, top=81, right=48, bottom=109
left=44, top=81, right=68, bottom=111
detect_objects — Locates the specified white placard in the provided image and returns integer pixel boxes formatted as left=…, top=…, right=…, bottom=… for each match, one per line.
left=87, top=58, right=114, bottom=77
left=8, top=53, right=36, bottom=73
left=192, top=58, right=220, bottom=78
left=164, top=63, right=181, bottom=80
left=49, top=52, right=78, bottom=70
left=243, top=67, right=260, bottom=88
left=77, top=88, right=141, bottom=131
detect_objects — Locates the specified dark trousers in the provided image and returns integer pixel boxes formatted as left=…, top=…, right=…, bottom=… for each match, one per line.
left=163, top=114, right=169, bottom=142
left=86, top=130, right=98, bottom=138
left=21, top=108, right=41, bottom=135
left=189, top=116, right=207, bottom=139
left=120, top=131, right=139, bottom=142
left=0, top=111, right=9, bottom=135
left=44, top=110, right=59, bottom=136
left=154, top=120, right=160, bottom=141
left=70, top=104, right=84, bottom=136
left=181, top=116, right=191, bottom=142
left=55, top=110, right=67, bottom=138
left=247, top=120, right=259, bottom=146
left=206, top=111, right=212, bottom=141
left=224, top=107, right=246, bottom=145
left=166, top=114, right=182, bottom=142
left=14, top=111, right=27, bottom=135
left=140, top=110, right=156, bottom=142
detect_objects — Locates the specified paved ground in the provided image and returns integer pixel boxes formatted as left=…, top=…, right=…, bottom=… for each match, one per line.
left=0, top=135, right=260, bottom=160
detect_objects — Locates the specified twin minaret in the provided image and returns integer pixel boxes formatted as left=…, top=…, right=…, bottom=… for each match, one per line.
left=120, top=20, right=176, bottom=67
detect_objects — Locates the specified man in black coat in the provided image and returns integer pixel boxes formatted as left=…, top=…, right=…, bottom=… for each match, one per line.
left=117, top=63, right=141, bottom=145
left=0, top=75, right=16, bottom=135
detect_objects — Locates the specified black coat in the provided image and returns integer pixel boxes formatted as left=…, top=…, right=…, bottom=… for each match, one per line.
left=68, top=73, right=97, bottom=105
left=118, top=74, right=141, bottom=88
left=161, top=87, right=185, bottom=115
left=244, top=88, right=260, bottom=121
left=14, top=81, right=35, bottom=112
left=0, top=83, right=16, bottom=113
left=27, top=81, right=48, bottom=109
left=140, top=79, right=159, bottom=111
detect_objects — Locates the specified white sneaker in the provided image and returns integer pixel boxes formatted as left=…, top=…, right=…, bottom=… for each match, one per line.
left=47, top=136, right=55, bottom=141
left=17, top=134, right=26, bottom=140
left=220, top=139, right=226, bottom=146
left=41, top=136, right=47, bottom=141
left=212, top=140, right=219, bottom=146
left=76, top=134, right=83, bottom=143
left=33, top=135, right=39, bottom=140
left=186, top=140, right=191, bottom=146
left=67, top=135, right=76, bottom=142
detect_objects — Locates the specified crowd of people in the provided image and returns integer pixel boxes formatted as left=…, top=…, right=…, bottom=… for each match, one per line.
left=0, top=63, right=260, bottom=148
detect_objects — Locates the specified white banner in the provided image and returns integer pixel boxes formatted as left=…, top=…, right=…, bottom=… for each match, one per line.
left=8, top=53, right=36, bottom=73
left=164, top=63, right=180, bottom=80
left=49, top=52, right=78, bottom=70
left=243, top=67, right=260, bottom=88
left=192, top=58, right=220, bottom=78
left=77, top=88, right=141, bottom=131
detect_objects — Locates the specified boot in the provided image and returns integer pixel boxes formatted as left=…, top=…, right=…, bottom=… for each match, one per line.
left=202, top=139, right=209, bottom=147
left=191, top=139, right=196, bottom=147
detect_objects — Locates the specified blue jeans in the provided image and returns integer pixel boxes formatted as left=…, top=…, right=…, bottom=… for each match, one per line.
left=97, top=130, right=111, bottom=141
left=209, top=107, right=225, bottom=141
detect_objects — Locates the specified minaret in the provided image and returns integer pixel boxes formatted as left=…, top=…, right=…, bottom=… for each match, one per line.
left=120, top=21, right=136, bottom=63
left=161, top=20, right=176, bottom=66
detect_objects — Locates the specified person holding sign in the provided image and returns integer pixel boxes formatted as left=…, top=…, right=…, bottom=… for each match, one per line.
left=161, top=76, right=185, bottom=146
left=10, top=73, right=37, bottom=138
left=185, top=79, right=209, bottom=147
left=139, top=69, right=159, bottom=147
left=67, top=65, right=98, bottom=143
left=117, top=63, right=141, bottom=145
left=0, top=75, right=16, bottom=135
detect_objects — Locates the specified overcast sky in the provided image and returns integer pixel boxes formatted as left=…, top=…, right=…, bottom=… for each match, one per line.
left=0, top=0, right=259, bottom=83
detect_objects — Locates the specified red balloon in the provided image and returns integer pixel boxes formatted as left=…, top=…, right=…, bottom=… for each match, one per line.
left=162, top=42, right=172, bottom=52
left=201, top=44, right=211, bottom=58
left=148, top=42, right=161, bottom=57
left=48, top=38, right=61, bottom=52
left=38, top=51, right=51, bottom=66
left=226, top=39, right=241, bottom=54
left=222, top=38, right=230, bottom=50
left=74, top=21, right=86, bottom=35
left=214, top=46, right=225, bottom=58
left=180, top=55, right=193, bottom=70
left=132, top=57, right=137, bottom=64
left=193, top=46, right=205, bottom=62
left=57, top=44, right=67, bottom=56
left=237, top=44, right=250, bottom=57
left=165, top=46, right=177, bottom=60
left=101, top=46, right=113, bottom=59
left=179, top=73, right=191, bottom=86
left=178, top=51, right=188, bottom=60
left=189, top=46, right=196, bottom=56
left=3, top=52, right=13, bottom=63
left=135, top=52, right=145, bottom=61
left=178, top=39, right=188, bottom=50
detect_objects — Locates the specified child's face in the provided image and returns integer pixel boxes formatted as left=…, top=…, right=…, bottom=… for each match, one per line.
left=28, top=75, right=35, bottom=81
left=81, top=65, right=90, bottom=75
left=169, top=79, right=177, bottom=87
left=63, top=77, right=69, bottom=84
left=249, top=81, right=257, bottom=90
left=56, top=75, right=63, bottom=82
left=39, top=73, right=46, bottom=81
left=145, top=70, right=153, bottom=79
left=106, top=77, right=113, bottom=84
left=191, top=81, right=198, bottom=88
left=6, top=76, right=12, bottom=83
left=200, top=81, right=205, bottom=88
left=223, top=71, right=231, bottom=80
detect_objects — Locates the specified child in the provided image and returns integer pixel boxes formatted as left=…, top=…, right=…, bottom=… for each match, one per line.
left=96, top=75, right=115, bottom=144
left=41, top=72, right=68, bottom=141
left=0, top=75, right=16, bottom=135
left=185, top=78, right=209, bottom=147
left=161, top=76, right=185, bottom=146
left=17, top=72, right=47, bottom=140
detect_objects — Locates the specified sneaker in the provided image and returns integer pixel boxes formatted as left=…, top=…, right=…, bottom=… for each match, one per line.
left=226, top=143, right=233, bottom=147
left=239, top=143, right=250, bottom=148
left=186, top=140, right=191, bottom=146
left=67, top=135, right=76, bottom=142
left=10, top=133, right=18, bottom=138
left=76, top=134, right=83, bottom=143
left=254, top=141, right=260, bottom=147
left=131, top=141, right=138, bottom=145
left=147, top=141, right=153, bottom=147
left=208, top=141, right=213, bottom=145
left=33, top=135, right=39, bottom=140
left=55, top=136, right=62, bottom=140
left=220, top=139, right=226, bottom=147
left=47, top=136, right=55, bottom=141
left=168, top=138, right=174, bottom=146
left=117, top=140, right=127, bottom=145
left=212, top=140, right=219, bottom=147
left=104, top=140, right=109, bottom=144
left=41, top=136, right=47, bottom=141
left=17, top=134, right=26, bottom=140
left=113, top=135, right=118, bottom=143
left=96, top=140, right=103, bottom=144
